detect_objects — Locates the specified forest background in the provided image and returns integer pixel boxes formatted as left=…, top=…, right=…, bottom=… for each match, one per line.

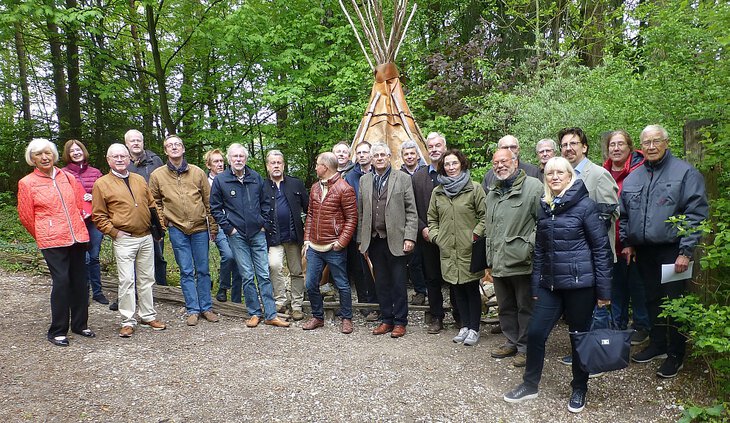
left=0, top=0, right=727, bottom=419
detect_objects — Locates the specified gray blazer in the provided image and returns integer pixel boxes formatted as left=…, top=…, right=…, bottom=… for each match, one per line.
left=357, top=169, right=418, bottom=256
left=577, top=159, right=619, bottom=259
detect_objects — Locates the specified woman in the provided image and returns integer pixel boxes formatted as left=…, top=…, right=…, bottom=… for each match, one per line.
left=427, top=148, right=486, bottom=346
left=602, top=130, right=649, bottom=342
left=17, top=138, right=94, bottom=346
left=503, top=157, right=611, bottom=413
left=62, top=139, right=107, bottom=305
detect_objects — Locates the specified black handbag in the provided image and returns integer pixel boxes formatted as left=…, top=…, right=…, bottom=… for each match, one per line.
left=469, top=236, right=487, bottom=272
left=149, top=208, right=164, bottom=241
left=570, top=309, right=634, bottom=374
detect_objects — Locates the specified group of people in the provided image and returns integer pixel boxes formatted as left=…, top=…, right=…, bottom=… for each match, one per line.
left=17, top=124, right=707, bottom=414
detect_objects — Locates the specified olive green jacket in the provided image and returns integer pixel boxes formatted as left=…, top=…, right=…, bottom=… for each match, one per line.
left=427, top=180, right=486, bottom=284
left=484, top=170, right=542, bottom=277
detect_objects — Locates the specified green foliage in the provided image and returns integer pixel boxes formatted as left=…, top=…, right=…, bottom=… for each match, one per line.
left=678, top=402, right=729, bottom=423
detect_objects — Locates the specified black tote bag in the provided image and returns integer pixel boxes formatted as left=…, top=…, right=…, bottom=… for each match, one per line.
left=570, top=310, right=634, bottom=374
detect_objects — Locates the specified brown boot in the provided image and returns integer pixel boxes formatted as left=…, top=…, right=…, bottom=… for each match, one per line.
left=427, top=319, right=444, bottom=334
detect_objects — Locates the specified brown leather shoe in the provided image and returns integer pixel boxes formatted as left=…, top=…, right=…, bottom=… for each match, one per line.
left=246, top=315, right=261, bottom=328
left=201, top=310, right=219, bottom=322
left=119, top=326, right=134, bottom=338
left=341, top=318, right=353, bottom=334
left=140, top=319, right=167, bottom=330
left=391, top=325, right=406, bottom=338
left=302, top=317, right=324, bottom=330
left=372, top=323, right=394, bottom=335
left=427, top=319, right=444, bottom=334
left=265, top=317, right=291, bottom=328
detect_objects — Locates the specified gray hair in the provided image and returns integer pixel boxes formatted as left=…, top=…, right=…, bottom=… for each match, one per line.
left=426, top=132, right=445, bottom=144
left=25, top=138, right=59, bottom=166
left=124, top=129, right=143, bottom=143
left=266, top=149, right=285, bottom=163
left=106, top=143, right=130, bottom=157
left=317, top=152, right=338, bottom=171
left=226, top=143, right=249, bottom=162
left=536, top=138, right=557, bottom=152
left=640, top=124, right=669, bottom=142
left=400, top=139, right=418, bottom=157
left=371, top=142, right=391, bottom=157
left=331, top=141, right=350, bottom=153
left=498, top=135, right=519, bottom=148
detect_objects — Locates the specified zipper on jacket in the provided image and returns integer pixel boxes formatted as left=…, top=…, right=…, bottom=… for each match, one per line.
left=53, top=176, right=78, bottom=243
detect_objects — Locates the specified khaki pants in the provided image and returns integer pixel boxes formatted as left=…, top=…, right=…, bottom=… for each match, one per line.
left=268, top=242, right=304, bottom=311
left=113, top=234, right=157, bottom=326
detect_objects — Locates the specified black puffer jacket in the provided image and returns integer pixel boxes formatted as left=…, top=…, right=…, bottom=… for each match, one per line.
left=531, top=179, right=612, bottom=299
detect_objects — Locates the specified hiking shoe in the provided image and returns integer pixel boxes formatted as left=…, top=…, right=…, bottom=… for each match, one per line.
left=656, top=356, right=684, bottom=378
left=492, top=345, right=518, bottom=359
left=186, top=314, right=199, bottom=326
left=490, top=324, right=503, bottom=334
left=93, top=294, right=110, bottom=305
left=215, top=289, right=227, bottom=302
left=365, top=310, right=380, bottom=322
left=410, top=292, right=426, bottom=305
left=632, top=345, right=668, bottom=363
left=631, top=329, right=650, bottom=346
left=109, top=301, right=119, bottom=311
left=559, top=354, right=572, bottom=365
left=452, top=327, right=469, bottom=343
left=140, top=320, right=167, bottom=330
left=463, top=329, right=480, bottom=346
left=568, top=388, right=587, bottom=413
left=119, top=326, right=134, bottom=338
left=503, top=384, right=538, bottom=403
left=291, top=310, right=305, bottom=321
left=201, top=310, right=219, bottom=322
left=427, top=319, right=444, bottom=334
left=513, top=352, right=527, bottom=367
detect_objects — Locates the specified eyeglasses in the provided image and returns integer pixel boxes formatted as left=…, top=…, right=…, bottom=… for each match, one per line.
left=500, top=145, right=518, bottom=151
left=640, top=138, right=666, bottom=148
left=560, top=141, right=581, bottom=150
left=608, top=142, right=628, bottom=149
left=108, top=154, right=129, bottom=160
left=546, top=170, right=567, bottom=178
left=165, top=142, right=183, bottom=149
left=492, top=158, right=514, bottom=167
left=537, top=148, right=554, bottom=155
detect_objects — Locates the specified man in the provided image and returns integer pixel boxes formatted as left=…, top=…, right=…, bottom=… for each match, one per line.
left=400, top=140, right=428, bottom=305
left=620, top=124, right=708, bottom=378
left=301, top=152, right=358, bottom=334
left=412, top=131, right=459, bottom=333
left=484, top=149, right=542, bottom=367
left=149, top=135, right=219, bottom=326
left=263, top=150, right=309, bottom=321
left=535, top=138, right=557, bottom=181
left=482, top=135, right=540, bottom=191
left=559, top=127, right=619, bottom=255
left=333, top=141, right=355, bottom=177
left=343, top=141, right=378, bottom=320
left=92, top=143, right=167, bottom=338
left=204, top=149, right=243, bottom=304
left=124, top=129, right=167, bottom=287
left=210, top=143, right=290, bottom=328
left=358, top=143, right=418, bottom=338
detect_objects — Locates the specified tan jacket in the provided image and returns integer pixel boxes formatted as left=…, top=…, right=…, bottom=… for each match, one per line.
left=149, top=163, right=217, bottom=236
left=92, top=172, right=155, bottom=238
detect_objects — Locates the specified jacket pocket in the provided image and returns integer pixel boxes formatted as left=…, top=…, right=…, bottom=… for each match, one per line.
left=502, top=236, right=533, bottom=267
left=622, top=187, right=643, bottom=210
left=333, top=218, right=341, bottom=236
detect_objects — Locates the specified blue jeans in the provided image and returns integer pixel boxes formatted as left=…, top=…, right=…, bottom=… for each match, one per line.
left=214, top=230, right=242, bottom=303
left=168, top=227, right=213, bottom=314
left=611, top=259, right=650, bottom=330
left=523, top=287, right=595, bottom=391
left=305, top=247, right=352, bottom=320
left=85, top=219, right=103, bottom=298
left=228, top=230, right=277, bottom=320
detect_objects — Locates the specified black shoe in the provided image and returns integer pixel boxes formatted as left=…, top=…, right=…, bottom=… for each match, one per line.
left=631, top=328, right=649, bottom=345
left=73, top=329, right=96, bottom=338
left=93, top=294, right=110, bottom=305
left=48, top=336, right=69, bottom=347
left=568, top=388, right=587, bottom=413
left=632, top=345, right=668, bottom=363
left=216, top=289, right=227, bottom=302
left=410, top=292, right=426, bottom=305
left=656, top=356, right=684, bottom=378
left=109, top=301, right=119, bottom=311
left=503, top=383, right=538, bottom=403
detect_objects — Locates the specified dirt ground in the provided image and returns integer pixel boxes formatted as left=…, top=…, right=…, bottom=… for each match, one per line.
left=0, top=269, right=713, bottom=422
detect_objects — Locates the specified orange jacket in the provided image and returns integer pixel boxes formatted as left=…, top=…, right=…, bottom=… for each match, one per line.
left=17, top=167, right=90, bottom=249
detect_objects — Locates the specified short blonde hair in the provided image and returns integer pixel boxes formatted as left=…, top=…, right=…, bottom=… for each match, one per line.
left=25, top=138, right=59, bottom=166
left=542, top=156, right=576, bottom=203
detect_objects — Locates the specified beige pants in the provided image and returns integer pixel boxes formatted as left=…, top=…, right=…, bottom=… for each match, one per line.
left=268, top=242, right=304, bottom=311
left=113, top=234, right=157, bottom=326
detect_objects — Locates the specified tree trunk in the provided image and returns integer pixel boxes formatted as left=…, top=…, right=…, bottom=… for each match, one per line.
left=13, top=21, right=32, bottom=126
left=65, top=0, right=82, bottom=139
left=129, top=0, right=154, bottom=139
left=47, top=16, right=70, bottom=139
left=145, top=3, right=176, bottom=135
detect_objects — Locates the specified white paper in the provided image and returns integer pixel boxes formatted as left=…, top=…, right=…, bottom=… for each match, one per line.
left=661, top=261, right=694, bottom=283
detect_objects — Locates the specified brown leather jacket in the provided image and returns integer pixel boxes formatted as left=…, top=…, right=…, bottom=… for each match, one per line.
left=304, top=173, right=357, bottom=247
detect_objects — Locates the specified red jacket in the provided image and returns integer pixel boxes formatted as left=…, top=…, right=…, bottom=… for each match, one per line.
left=17, top=167, right=90, bottom=249
left=304, top=173, right=357, bottom=247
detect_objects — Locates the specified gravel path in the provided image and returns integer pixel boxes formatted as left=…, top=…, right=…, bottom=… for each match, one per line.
left=0, top=270, right=711, bottom=422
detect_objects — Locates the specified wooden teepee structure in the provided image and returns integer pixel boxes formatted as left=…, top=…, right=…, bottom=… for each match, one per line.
left=340, top=0, right=429, bottom=168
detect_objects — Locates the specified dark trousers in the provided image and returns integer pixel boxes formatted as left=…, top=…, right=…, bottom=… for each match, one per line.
left=523, top=286, right=595, bottom=391
left=41, top=243, right=90, bottom=339
left=347, top=240, right=376, bottom=314
left=419, top=236, right=459, bottom=322
left=451, top=280, right=481, bottom=331
left=153, top=237, right=168, bottom=286
left=368, top=237, right=409, bottom=326
left=493, top=274, right=533, bottom=352
left=407, top=240, right=427, bottom=295
left=636, top=244, right=688, bottom=361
